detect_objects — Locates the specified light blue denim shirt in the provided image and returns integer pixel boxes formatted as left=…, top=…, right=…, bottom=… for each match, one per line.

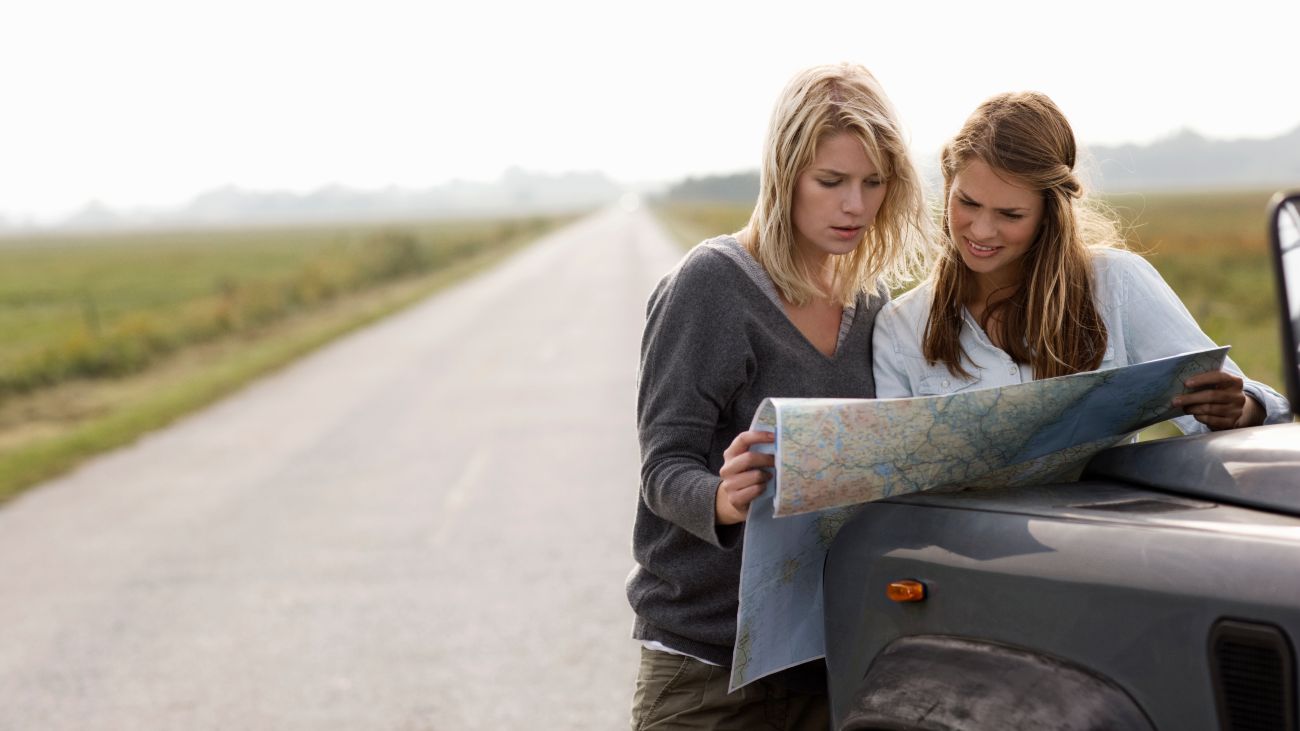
left=873, top=248, right=1291, bottom=433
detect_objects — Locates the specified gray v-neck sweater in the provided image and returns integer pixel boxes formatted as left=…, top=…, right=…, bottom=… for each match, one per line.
left=628, top=235, right=887, bottom=666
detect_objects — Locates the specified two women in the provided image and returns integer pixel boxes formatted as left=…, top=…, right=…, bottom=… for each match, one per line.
left=630, top=70, right=1289, bottom=730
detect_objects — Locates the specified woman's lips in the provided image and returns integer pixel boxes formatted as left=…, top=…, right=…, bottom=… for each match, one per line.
left=965, top=237, right=1000, bottom=258
left=831, top=226, right=862, bottom=240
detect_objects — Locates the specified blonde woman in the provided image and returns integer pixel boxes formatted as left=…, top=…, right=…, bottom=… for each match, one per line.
left=628, top=63, right=930, bottom=729
left=872, top=92, right=1290, bottom=429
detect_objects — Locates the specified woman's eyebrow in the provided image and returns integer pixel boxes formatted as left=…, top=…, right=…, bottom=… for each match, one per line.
left=814, top=168, right=881, bottom=177
left=955, top=186, right=1029, bottom=213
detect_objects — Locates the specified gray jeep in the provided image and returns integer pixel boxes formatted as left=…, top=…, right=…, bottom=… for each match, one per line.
left=823, top=192, right=1300, bottom=731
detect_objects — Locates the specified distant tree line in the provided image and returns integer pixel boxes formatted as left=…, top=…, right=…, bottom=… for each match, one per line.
left=656, top=124, right=1300, bottom=202
left=1090, top=125, right=1300, bottom=192
left=659, top=171, right=760, bottom=204
left=33, top=169, right=621, bottom=233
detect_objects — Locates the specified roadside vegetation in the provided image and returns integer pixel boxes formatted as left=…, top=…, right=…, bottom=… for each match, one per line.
left=0, top=215, right=568, bottom=502
left=653, top=189, right=1288, bottom=436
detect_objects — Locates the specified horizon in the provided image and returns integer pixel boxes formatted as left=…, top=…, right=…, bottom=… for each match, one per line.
left=5, top=0, right=1297, bottom=222
left=7, top=121, right=1299, bottom=231
left=13, top=121, right=1300, bottom=229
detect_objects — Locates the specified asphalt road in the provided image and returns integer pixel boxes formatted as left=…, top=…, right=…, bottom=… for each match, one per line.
left=0, top=203, right=685, bottom=730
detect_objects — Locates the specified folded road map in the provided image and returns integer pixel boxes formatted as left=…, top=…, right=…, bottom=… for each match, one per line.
left=730, top=346, right=1229, bottom=690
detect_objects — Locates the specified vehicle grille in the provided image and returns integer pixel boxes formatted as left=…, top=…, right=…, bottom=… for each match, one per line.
left=1210, top=619, right=1296, bottom=730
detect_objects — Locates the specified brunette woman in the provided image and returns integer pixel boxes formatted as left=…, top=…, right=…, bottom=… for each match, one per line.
left=873, top=91, right=1290, bottom=429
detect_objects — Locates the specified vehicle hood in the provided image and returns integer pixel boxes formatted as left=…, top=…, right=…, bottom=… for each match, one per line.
left=1084, top=422, right=1300, bottom=517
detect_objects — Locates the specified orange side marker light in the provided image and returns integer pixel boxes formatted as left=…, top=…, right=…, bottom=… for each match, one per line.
left=887, top=580, right=926, bottom=603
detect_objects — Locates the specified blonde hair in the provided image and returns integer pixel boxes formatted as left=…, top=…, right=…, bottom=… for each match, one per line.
left=743, top=63, right=931, bottom=306
left=924, top=91, right=1125, bottom=379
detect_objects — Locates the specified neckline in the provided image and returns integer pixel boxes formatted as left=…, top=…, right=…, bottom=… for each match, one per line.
left=705, top=235, right=858, bottom=362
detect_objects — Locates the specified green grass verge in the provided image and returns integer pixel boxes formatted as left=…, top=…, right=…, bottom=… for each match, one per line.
left=0, top=219, right=566, bottom=503
left=0, top=216, right=556, bottom=397
left=650, top=202, right=741, bottom=251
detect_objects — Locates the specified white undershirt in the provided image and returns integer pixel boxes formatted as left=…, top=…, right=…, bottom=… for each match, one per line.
left=639, top=640, right=724, bottom=666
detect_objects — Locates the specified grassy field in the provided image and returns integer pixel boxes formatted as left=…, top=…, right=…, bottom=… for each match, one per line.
left=0, top=215, right=568, bottom=502
left=0, top=217, right=558, bottom=397
left=654, top=190, right=1288, bottom=406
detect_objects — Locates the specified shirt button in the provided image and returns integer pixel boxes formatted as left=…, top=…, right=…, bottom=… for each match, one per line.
left=1008, top=366, right=1017, bottom=376
left=942, top=379, right=950, bottom=388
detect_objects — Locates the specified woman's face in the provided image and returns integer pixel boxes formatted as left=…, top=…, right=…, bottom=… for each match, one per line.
left=947, top=158, right=1044, bottom=288
left=791, top=132, right=887, bottom=268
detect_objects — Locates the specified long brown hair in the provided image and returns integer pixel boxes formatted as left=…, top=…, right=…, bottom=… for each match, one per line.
left=924, top=92, right=1123, bottom=379
left=744, top=63, right=932, bottom=306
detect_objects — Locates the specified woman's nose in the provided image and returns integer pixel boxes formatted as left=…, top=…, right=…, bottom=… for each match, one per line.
left=969, top=211, right=996, bottom=240
left=842, top=186, right=865, bottom=214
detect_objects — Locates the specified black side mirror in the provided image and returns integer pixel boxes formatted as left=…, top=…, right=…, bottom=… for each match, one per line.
left=1269, top=191, right=1300, bottom=416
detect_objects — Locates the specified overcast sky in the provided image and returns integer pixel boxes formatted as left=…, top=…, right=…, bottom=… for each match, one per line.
left=3, top=0, right=1297, bottom=221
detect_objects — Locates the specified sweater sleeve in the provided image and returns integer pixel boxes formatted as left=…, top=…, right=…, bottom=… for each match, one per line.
left=637, top=252, right=753, bottom=547
left=1109, top=250, right=1292, bottom=430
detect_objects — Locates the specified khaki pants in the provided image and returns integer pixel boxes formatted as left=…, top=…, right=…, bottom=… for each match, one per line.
left=630, top=647, right=831, bottom=730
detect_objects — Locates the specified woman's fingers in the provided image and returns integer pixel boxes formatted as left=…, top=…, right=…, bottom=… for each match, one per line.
left=1175, top=370, right=1248, bottom=430
left=1182, top=369, right=1242, bottom=391
left=720, top=469, right=770, bottom=492
left=715, top=478, right=767, bottom=525
left=717, top=430, right=778, bottom=524
left=722, top=429, right=776, bottom=460
left=1179, top=401, right=1239, bottom=429
left=727, top=483, right=765, bottom=508
left=718, top=449, right=775, bottom=477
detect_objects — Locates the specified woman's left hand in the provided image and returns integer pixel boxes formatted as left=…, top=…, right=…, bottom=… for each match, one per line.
left=1174, top=370, right=1264, bottom=430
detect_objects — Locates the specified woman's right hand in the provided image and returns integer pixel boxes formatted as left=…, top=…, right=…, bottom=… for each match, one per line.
left=715, top=430, right=776, bottom=525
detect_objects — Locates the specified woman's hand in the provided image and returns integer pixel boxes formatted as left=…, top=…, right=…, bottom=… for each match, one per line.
left=715, top=430, right=776, bottom=525
left=1174, top=370, right=1264, bottom=430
